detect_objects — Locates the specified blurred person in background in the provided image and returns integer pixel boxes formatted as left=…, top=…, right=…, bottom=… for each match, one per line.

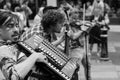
left=86, top=1, right=93, bottom=17
left=11, top=0, right=20, bottom=11
left=89, top=0, right=110, bottom=60
left=20, top=0, right=32, bottom=28
left=33, top=7, right=44, bottom=27
left=3, top=1, right=11, bottom=11
left=67, top=11, right=92, bottom=80
left=15, top=6, right=29, bottom=32
left=59, top=0, right=74, bottom=14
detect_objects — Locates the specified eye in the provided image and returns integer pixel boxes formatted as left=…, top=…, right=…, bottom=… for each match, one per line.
left=8, top=24, right=14, bottom=28
left=5, top=23, right=18, bottom=30
left=5, top=24, right=14, bottom=30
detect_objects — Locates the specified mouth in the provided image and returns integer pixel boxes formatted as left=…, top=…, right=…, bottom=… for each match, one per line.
left=12, top=35, right=19, bottom=41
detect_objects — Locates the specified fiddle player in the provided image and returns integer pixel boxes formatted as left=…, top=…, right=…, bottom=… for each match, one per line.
left=66, top=11, right=92, bottom=80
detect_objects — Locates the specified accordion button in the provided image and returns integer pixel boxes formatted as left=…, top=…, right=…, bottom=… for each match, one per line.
left=56, top=69, right=59, bottom=72
left=53, top=57, right=56, bottom=59
left=59, top=71, right=63, bottom=75
left=50, top=64, right=53, bottom=67
left=44, top=49, right=46, bottom=52
left=62, top=74, right=66, bottom=78
left=67, top=78, right=70, bottom=80
left=55, top=59, right=58, bottom=62
left=51, top=55, right=54, bottom=58
left=41, top=48, right=44, bottom=51
left=57, top=61, right=61, bottom=64
left=49, top=52, right=52, bottom=55
left=60, top=63, right=63, bottom=66
left=46, top=51, right=49, bottom=54
left=53, top=66, right=56, bottom=69
left=39, top=46, right=41, bottom=48
left=48, top=63, right=51, bottom=66
left=47, top=51, right=50, bottom=55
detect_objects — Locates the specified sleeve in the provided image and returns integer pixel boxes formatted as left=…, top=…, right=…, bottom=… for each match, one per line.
left=33, top=15, right=42, bottom=26
left=1, top=57, right=22, bottom=80
left=0, top=46, right=23, bottom=80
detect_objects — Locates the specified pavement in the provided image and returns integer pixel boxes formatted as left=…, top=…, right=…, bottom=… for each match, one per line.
left=79, top=25, right=120, bottom=80
left=0, top=25, right=120, bottom=80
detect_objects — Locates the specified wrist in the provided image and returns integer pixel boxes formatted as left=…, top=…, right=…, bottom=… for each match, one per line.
left=31, top=53, right=39, bottom=62
left=59, top=37, right=64, bottom=43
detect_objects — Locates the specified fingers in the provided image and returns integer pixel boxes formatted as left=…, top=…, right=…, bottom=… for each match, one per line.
left=59, top=35, right=65, bottom=42
left=67, top=30, right=73, bottom=37
left=36, top=52, right=47, bottom=62
left=61, top=27, right=66, bottom=33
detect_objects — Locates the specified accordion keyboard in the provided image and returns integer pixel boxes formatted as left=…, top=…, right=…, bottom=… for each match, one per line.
left=19, top=41, right=71, bottom=80
left=19, top=33, right=77, bottom=80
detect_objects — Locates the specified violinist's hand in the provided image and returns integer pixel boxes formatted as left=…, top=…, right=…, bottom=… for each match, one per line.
left=67, top=29, right=73, bottom=38
left=58, top=34, right=65, bottom=43
left=91, top=22, right=96, bottom=26
left=81, top=25, right=89, bottom=31
left=61, top=27, right=66, bottom=33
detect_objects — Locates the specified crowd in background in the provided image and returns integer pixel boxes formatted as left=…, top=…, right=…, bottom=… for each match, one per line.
left=0, top=0, right=120, bottom=19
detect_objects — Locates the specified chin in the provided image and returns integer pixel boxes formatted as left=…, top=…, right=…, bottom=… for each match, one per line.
left=12, top=38, right=19, bottom=42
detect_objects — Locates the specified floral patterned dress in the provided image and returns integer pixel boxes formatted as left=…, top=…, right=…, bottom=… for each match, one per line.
left=0, top=44, right=26, bottom=80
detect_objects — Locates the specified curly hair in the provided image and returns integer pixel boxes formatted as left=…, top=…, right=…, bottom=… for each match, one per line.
left=41, top=10, right=65, bottom=32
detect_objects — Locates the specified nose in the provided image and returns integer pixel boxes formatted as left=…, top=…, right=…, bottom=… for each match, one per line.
left=13, top=26, right=19, bottom=33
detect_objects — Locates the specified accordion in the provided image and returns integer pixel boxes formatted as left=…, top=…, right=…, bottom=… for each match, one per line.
left=18, top=33, right=78, bottom=80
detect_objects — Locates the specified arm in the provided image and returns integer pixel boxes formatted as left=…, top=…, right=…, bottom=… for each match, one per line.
left=67, top=27, right=84, bottom=40
left=51, top=35, right=65, bottom=47
left=70, top=30, right=83, bottom=40
left=51, top=28, right=66, bottom=47
left=0, top=46, right=46, bottom=79
left=14, top=53, right=44, bottom=79
left=98, top=14, right=110, bottom=25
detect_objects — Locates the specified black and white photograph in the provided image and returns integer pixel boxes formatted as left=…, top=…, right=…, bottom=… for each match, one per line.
left=0, top=0, right=120, bottom=80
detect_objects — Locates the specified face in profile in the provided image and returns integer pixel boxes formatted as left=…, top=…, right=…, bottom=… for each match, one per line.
left=54, top=22, right=64, bottom=33
left=0, top=17, right=20, bottom=42
left=69, top=13, right=79, bottom=22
